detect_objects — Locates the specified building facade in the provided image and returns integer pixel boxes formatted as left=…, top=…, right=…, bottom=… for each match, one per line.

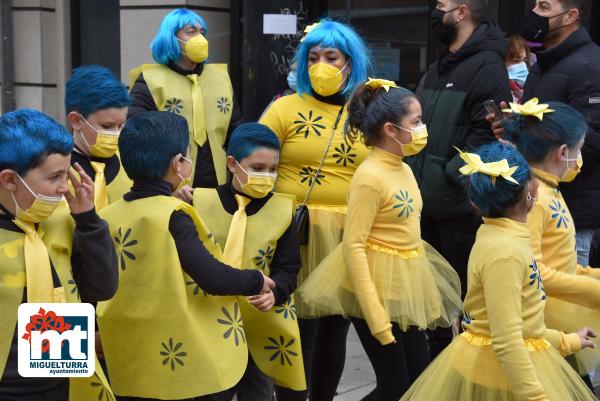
left=1, top=0, right=598, bottom=123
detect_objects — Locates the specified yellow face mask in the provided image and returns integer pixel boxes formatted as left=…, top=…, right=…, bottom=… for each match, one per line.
left=79, top=115, right=120, bottom=158
left=12, top=173, right=62, bottom=223
left=308, top=61, right=349, bottom=96
left=178, top=34, right=209, bottom=63
left=392, top=124, right=429, bottom=156
left=561, top=152, right=583, bottom=183
left=235, top=162, right=276, bottom=199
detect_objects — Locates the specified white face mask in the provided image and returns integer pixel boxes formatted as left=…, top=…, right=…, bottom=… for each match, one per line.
left=11, top=173, right=63, bottom=223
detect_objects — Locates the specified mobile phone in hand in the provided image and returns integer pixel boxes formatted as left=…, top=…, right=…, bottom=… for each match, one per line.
left=483, top=100, right=502, bottom=120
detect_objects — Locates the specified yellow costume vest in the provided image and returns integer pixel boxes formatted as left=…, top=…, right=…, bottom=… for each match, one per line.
left=0, top=202, right=115, bottom=401
left=193, top=189, right=306, bottom=390
left=97, top=196, right=248, bottom=399
left=129, top=64, right=233, bottom=185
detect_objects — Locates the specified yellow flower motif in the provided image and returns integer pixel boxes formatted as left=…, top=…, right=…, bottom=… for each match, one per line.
left=365, top=77, right=399, bottom=92
left=455, top=147, right=519, bottom=185
left=3, top=271, right=25, bottom=288
left=300, top=22, right=321, bottom=42
left=2, top=240, right=20, bottom=258
left=502, top=98, right=555, bottom=121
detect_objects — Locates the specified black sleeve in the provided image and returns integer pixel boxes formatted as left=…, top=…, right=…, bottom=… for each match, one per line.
left=567, top=63, right=600, bottom=159
left=127, top=73, right=158, bottom=119
left=445, top=58, right=512, bottom=184
left=224, top=93, right=245, bottom=149
left=169, top=210, right=264, bottom=295
left=71, top=209, right=119, bottom=302
left=269, top=219, right=302, bottom=305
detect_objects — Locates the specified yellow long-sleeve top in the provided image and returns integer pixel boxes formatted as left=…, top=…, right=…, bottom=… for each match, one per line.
left=527, top=168, right=600, bottom=308
left=342, top=147, right=422, bottom=344
left=463, top=217, right=581, bottom=401
left=260, top=93, right=369, bottom=206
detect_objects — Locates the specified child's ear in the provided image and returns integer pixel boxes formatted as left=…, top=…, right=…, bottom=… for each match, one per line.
left=226, top=156, right=237, bottom=174
left=0, top=170, right=18, bottom=192
left=67, top=111, right=83, bottom=132
left=170, top=153, right=183, bottom=174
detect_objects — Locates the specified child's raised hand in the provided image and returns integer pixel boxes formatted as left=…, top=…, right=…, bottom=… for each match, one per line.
left=64, top=163, right=95, bottom=214
left=249, top=291, right=276, bottom=312
left=174, top=185, right=194, bottom=203
left=576, top=327, right=597, bottom=349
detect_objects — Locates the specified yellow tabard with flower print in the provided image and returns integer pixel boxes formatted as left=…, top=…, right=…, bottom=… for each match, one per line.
left=129, top=63, right=233, bottom=185
left=260, top=93, right=370, bottom=207
left=193, top=188, right=306, bottom=391
left=0, top=202, right=115, bottom=401
left=97, top=196, right=248, bottom=399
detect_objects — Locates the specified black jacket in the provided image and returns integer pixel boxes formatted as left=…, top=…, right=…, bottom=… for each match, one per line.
left=128, top=62, right=244, bottom=189
left=409, top=22, right=512, bottom=220
left=523, top=27, right=600, bottom=229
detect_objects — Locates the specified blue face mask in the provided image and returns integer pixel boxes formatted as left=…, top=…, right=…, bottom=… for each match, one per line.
left=507, top=62, right=529, bottom=85
left=287, top=70, right=298, bottom=92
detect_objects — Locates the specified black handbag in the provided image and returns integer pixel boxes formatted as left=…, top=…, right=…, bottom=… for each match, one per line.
left=294, top=204, right=310, bottom=245
left=294, top=106, right=344, bottom=245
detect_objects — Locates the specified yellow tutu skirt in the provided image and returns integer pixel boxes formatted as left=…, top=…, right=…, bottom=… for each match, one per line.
left=400, top=332, right=598, bottom=401
left=296, top=206, right=346, bottom=318
left=297, top=239, right=462, bottom=331
left=545, top=295, right=600, bottom=375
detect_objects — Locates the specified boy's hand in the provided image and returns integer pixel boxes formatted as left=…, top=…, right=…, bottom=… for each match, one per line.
left=260, top=273, right=276, bottom=294
left=174, top=185, right=194, bottom=203
left=249, top=291, right=276, bottom=312
left=64, top=163, right=95, bottom=214
left=577, top=327, right=597, bottom=349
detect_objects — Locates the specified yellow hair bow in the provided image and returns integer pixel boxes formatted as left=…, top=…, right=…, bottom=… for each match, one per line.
left=455, top=147, right=519, bottom=185
left=300, top=22, right=321, bottom=42
left=502, top=98, right=554, bottom=121
left=365, top=77, right=399, bottom=92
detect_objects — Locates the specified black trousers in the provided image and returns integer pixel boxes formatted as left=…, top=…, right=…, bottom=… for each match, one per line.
left=421, top=213, right=481, bottom=358
left=276, top=315, right=350, bottom=401
left=351, top=319, right=430, bottom=401
left=1, top=379, right=69, bottom=401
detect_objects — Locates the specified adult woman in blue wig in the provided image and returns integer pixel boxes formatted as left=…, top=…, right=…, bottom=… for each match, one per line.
left=128, top=8, right=242, bottom=191
left=260, top=19, right=372, bottom=401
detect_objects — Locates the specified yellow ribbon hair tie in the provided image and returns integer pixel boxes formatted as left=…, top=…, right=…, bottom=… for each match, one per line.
left=454, top=147, right=519, bottom=185
left=502, top=98, right=555, bottom=121
left=365, top=77, right=399, bottom=92
left=300, top=22, right=321, bottom=42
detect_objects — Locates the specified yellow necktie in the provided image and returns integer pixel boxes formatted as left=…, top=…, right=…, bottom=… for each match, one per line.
left=91, top=161, right=109, bottom=210
left=12, top=219, right=54, bottom=302
left=186, top=74, right=207, bottom=146
left=222, top=194, right=251, bottom=267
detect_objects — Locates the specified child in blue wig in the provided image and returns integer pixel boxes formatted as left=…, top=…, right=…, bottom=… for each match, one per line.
left=0, top=108, right=118, bottom=400
left=401, top=141, right=597, bottom=401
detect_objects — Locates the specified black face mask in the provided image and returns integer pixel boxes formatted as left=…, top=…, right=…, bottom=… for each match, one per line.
left=520, top=9, right=570, bottom=42
left=431, top=7, right=460, bottom=46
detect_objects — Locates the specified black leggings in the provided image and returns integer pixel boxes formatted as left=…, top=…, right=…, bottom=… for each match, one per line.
left=276, top=315, right=350, bottom=401
left=351, top=319, right=431, bottom=401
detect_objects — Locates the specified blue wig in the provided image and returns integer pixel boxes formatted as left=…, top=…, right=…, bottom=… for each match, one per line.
left=503, top=102, right=587, bottom=163
left=151, top=9, right=208, bottom=65
left=119, top=111, right=189, bottom=181
left=227, top=123, right=280, bottom=162
left=294, top=19, right=372, bottom=98
left=65, top=65, right=129, bottom=117
left=465, top=142, right=531, bottom=218
left=0, top=109, right=73, bottom=175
